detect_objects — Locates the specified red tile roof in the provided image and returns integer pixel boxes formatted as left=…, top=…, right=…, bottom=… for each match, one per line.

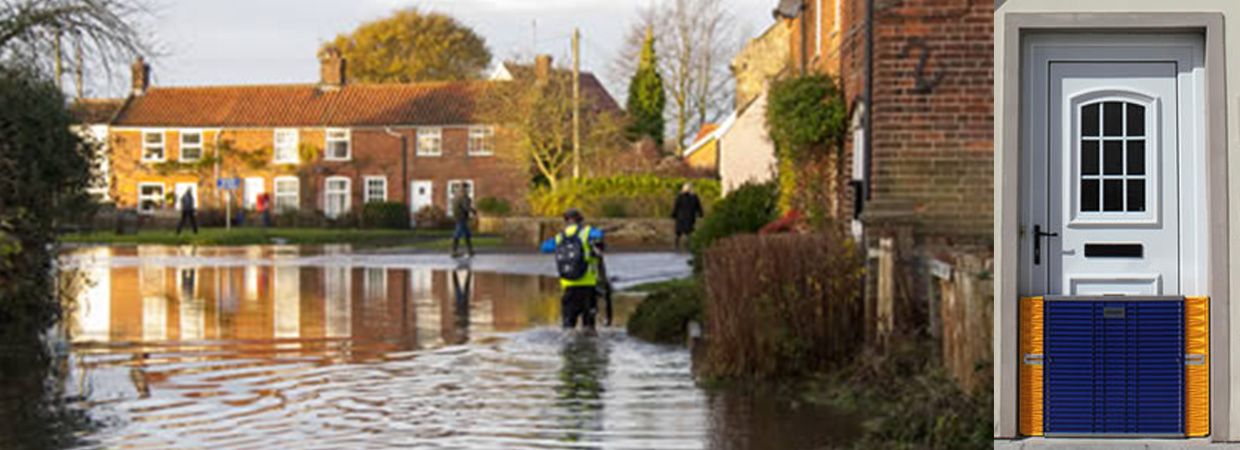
left=112, top=82, right=493, bottom=128
left=692, top=124, right=720, bottom=145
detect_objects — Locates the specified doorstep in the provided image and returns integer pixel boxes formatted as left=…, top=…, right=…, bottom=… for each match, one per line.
left=995, top=438, right=1220, bottom=449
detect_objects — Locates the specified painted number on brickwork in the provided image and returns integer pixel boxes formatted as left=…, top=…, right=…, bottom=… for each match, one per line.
left=901, top=37, right=944, bottom=95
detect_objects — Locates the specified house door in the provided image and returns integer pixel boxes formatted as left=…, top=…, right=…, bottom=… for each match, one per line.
left=244, top=177, right=264, bottom=209
left=1043, top=62, right=1180, bottom=295
left=410, top=180, right=433, bottom=215
left=1024, top=37, right=1206, bottom=297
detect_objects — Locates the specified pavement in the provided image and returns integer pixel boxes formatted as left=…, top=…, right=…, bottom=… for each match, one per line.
left=995, top=439, right=1235, bottom=449
left=59, top=248, right=694, bottom=290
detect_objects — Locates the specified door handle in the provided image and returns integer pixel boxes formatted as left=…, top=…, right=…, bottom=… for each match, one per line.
left=1034, top=225, right=1059, bottom=265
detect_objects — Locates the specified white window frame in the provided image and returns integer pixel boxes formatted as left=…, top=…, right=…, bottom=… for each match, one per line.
left=274, top=176, right=300, bottom=212
left=446, top=179, right=475, bottom=218
left=416, top=127, right=443, bottom=157
left=179, top=130, right=204, bottom=162
left=468, top=126, right=495, bottom=156
left=273, top=129, right=299, bottom=164
left=142, top=131, right=166, bottom=163
left=137, top=182, right=165, bottom=215
left=364, top=176, right=388, bottom=204
left=323, top=176, right=351, bottom=219
left=325, top=128, right=351, bottom=161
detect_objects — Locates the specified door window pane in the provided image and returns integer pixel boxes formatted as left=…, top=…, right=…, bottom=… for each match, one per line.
left=1126, top=103, right=1145, bottom=136
left=1082, top=141, right=1099, bottom=175
left=1078, top=100, right=1149, bottom=216
left=1082, top=104, right=1100, bottom=137
left=1081, top=179, right=1100, bottom=212
left=1127, top=180, right=1146, bottom=212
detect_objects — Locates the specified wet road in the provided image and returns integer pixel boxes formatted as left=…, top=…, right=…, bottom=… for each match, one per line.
left=40, top=246, right=860, bottom=450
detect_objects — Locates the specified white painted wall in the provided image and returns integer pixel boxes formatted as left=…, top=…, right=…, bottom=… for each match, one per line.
left=718, top=92, right=778, bottom=194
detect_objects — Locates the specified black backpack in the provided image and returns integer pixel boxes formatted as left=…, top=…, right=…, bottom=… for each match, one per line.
left=556, top=227, right=590, bottom=281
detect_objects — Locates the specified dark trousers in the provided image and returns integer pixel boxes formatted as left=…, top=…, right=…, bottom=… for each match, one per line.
left=562, top=286, right=598, bottom=330
left=675, top=231, right=692, bottom=251
left=452, top=220, right=473, bottom=255
left=176, top=210, right=198, bottom=235
left=262, top=210, right=272, bottom=228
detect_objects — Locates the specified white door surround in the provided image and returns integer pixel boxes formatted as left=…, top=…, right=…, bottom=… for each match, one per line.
left=244, top=177, right=265, bottom=210
left=1019, top=34, right=1207, bottom=299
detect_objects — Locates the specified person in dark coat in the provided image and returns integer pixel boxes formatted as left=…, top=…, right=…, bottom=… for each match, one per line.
left=451, top=186, right=477, bottom=258
left=176, top=189, right=198, bottom=235
left=671, top=183, right=703, bottom=251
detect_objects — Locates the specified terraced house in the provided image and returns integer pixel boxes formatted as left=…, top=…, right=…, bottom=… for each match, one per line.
left=101, top=52, right=617, bottom=220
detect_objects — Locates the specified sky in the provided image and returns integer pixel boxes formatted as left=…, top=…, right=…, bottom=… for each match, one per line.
left=86, top=0, right=777, bottom=102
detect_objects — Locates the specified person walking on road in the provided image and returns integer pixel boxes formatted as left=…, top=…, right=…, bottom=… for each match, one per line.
left=541, top=209, right=606, bottom=332
left=452, top=186, right=477, bottom=258
left=176, top=189, right=198, bottom=235
left=257, top=192, right=272, bottom=228
left=671, top=183, right=703, bottom=251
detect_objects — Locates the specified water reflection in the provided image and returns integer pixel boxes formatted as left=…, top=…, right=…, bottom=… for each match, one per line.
left=43, top=246, right=861, bottom=449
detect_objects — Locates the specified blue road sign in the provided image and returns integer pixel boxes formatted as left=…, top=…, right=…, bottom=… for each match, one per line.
left=217, top=177, right=241, bottom=190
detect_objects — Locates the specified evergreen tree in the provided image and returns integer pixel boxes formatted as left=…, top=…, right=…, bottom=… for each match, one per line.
left=625, top=27, right=667, bottom=148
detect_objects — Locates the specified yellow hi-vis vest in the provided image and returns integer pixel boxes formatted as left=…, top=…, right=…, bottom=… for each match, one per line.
left=555, top=224, right=598, bottom=288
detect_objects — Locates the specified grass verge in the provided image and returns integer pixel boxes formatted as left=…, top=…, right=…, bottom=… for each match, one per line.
left=625, top=278, right=700, bottom=344
left=63, top=228, right=456, bottom=246
left=802, top=341, right=993, bottom=450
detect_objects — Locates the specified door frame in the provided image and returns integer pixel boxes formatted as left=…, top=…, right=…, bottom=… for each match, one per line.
left=996, top=14, right=1228, bottom=440
left=410, top=180, right=433, bottom=215
left=1021, top=36, right=1204, bottom=298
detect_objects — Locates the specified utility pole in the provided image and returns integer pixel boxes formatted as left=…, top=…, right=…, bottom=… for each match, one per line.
left=54, top=30, right=63, bottom=91
left=75, top=38, right=84, bottom=98
left=572, top=28, right=581, bottom=179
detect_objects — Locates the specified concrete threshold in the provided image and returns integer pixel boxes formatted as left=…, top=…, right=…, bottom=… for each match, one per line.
left=995, top=438, right=1227, bottom=449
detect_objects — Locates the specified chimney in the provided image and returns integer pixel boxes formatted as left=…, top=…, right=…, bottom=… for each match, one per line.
left=319, top=48, right=346, bottom=90
left=535, top=54, right=553, bottom=80
left=131, top=57, right=150, bottom=95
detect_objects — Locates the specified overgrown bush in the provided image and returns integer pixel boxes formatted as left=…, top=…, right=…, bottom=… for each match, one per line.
left=414, top=205, right=453, bottom=230
left=528, top=175, right=720, bottom=218
left=361, top=201, right=409, bottom=229
left=627, top=279, right=701, bottom=344
left=700, top=231, right=863, bottom=379
left=765, top=75, right=848, bottom=216
left=689, top=181, right=779, bottom=262
left=812, top=343, right=992, bottom=450
left=476, top=197, right=512, bottom=216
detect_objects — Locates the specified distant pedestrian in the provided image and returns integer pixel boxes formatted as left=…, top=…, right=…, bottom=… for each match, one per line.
left=257, top=192, right=272, bottom=228
left=671, top=183, right=703, bottom=251
left=176, top=189, right=198, bottom=235
left=452, top=187, right=477, bottom=258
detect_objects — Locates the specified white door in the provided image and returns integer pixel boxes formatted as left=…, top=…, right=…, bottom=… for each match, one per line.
left=174, top=183, right=198, bottom=210
left=1047, top=62, right=1179, bottom=295
left=1024, top=36, right=1206, bottom=297
left=244, top=177, right=264, bottom=209
left=411, top=180, right=433, bottom=214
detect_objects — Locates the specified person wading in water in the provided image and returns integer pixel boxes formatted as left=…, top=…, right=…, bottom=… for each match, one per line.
left=541, top=209, right=607, bottom=332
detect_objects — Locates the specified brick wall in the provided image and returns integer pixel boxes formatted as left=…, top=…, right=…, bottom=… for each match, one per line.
left=836, top=0, right=994, bottom=384
left=864, top=0, right=993, bottom=238
left=109, top=126, right=528, bottom=216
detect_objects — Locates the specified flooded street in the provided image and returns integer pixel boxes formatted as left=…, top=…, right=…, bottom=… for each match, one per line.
left=42, top=246, right=861, bottom=450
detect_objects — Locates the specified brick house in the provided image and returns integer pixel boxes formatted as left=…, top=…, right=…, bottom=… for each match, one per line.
left=104, top=53, right=618, bottom=221
left=774, top=0, right=993, bottom=389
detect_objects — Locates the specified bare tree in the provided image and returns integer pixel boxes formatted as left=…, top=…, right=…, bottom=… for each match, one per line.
left=611, top=0, right=739, bottom=155
left=0, top=0, right=150, bottom=87
left=483, top=63, right=625, bottom=192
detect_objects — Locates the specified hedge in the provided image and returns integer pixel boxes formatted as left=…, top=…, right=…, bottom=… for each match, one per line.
left=528, top=175, right=720, bottom=218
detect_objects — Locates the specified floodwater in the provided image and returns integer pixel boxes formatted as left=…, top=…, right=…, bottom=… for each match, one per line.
left=33, top=246, right=861, bottom=450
